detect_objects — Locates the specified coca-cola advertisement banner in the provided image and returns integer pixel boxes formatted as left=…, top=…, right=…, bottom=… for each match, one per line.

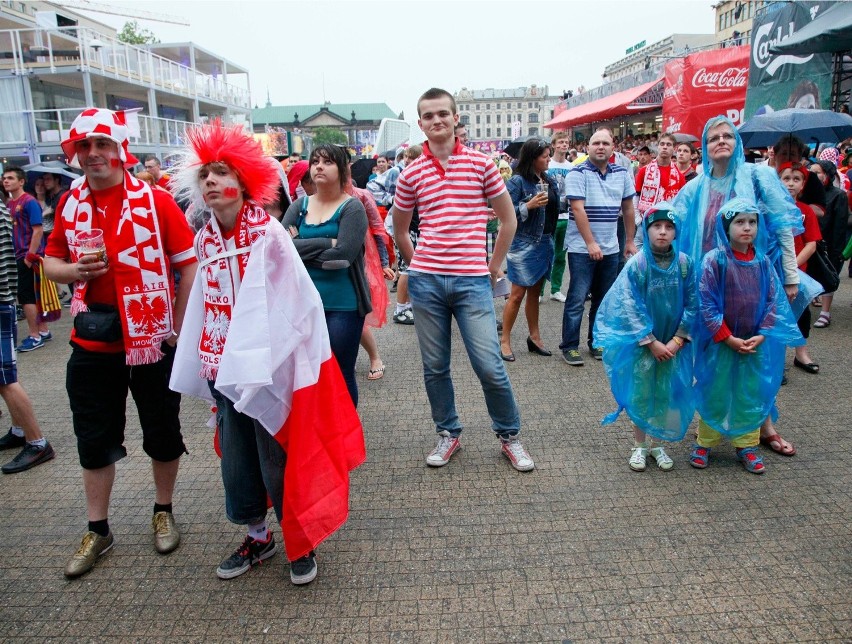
left=662, top=45, right=749, bottom=139
left=744, top=0, right=832, bottom=119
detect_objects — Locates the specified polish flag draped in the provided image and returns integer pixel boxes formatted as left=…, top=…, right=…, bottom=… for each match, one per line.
left=170, top=220, right=365, bottom=561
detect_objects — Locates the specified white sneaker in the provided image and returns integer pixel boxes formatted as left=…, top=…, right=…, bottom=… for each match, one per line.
left=629, top=446, right=648, bottom=472
left=538, top=296, right=543, bottom=303
left=501, top=438, right=535, bottom=472
left=648, top=446, right=674, bottom=471
left=426, top=432, right=461, bottom=467
left=549, top=292, right=566, bottom=303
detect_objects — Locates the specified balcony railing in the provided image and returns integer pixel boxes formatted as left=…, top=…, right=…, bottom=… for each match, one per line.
left=0, top=27, right=250, bottom=109
left=0, top=107, right=194, bottom=150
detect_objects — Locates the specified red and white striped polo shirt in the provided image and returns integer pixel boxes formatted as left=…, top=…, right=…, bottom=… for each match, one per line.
left=394, top=140, right=506, bottom=276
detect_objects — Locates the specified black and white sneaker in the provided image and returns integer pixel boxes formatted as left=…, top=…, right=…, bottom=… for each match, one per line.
left=216, top=534, right=277, bottom=579
left=289, top=551, right=317, bottom=585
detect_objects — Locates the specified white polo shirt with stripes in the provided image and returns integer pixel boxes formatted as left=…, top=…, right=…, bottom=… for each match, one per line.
left=564, top=159, right=635, bottom=256
left=394, top=141, right=506, bottom=276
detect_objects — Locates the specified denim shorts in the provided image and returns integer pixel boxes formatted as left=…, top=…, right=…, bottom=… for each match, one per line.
left=0, top=304, right=17, bottom=385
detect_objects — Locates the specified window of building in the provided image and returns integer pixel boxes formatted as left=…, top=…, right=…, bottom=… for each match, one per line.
left=497, top=127, right=502, bottom=137
left=529, top=113, right=538, bottom=123
left=517, top=102, right=522, bottom=108
left=496, top=114, right=501, bottom=123
left=486, top=115, right=491, bottom=124
left=486, top=103, right=490, bottom=109
left=528, top=102, right=533, bottom=108
left=460, top=115, right=470, bottom=125
left=486, top=128, right=491, bottom=137
left=528, top=127, right=538, bottom=136
left=476, top=128, right=481, bottom=137
left=476, top=104, right=480, bottom=111
left=517, top=114, right=523, bottom=122
left=476, top=115, right=480, bottom=124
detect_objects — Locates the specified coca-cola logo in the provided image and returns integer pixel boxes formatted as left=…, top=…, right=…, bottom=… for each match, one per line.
left=691, top=67, right=748, bottom=89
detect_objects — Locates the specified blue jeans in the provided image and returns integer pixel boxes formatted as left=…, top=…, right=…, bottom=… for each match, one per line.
left=559, top=252, right=620, bottom=352
left=209, top=383, right=286, bottom=526
left=325, top=310, right=365, bottom=407
left=407, top=271, right=520, bottom=439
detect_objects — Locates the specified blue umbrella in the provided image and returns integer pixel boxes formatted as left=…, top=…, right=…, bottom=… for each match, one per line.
left=738, top=108, right=852, bottom=149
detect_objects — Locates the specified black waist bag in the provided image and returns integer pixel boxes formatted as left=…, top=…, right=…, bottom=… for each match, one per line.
left=73, top=304, right=123, bottom=342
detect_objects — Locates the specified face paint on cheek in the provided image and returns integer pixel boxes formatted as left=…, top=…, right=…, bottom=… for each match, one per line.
left=223, top=186, right=239, bottom=198
left=110, top=159, right=121, bottom=168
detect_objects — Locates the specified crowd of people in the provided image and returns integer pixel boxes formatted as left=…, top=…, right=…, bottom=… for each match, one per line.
left=0, top=90, right=849, bottom=585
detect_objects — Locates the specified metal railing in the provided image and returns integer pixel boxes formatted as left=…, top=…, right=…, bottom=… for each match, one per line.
left=0, top=27, right=250, bottom=109
left=0, top=107, right=194, bottom=148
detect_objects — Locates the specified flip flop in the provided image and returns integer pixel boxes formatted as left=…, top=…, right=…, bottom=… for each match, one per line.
left=760, top=432, right=796, bottom=456
left=367, top=365, right=385, bottom=380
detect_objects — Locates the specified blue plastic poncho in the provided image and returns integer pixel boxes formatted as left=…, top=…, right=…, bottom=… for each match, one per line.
left=672, top=115, right=822, bottom=318
left=593, top=202, right=698, bottom=441
left=694, top=198, right=804, bottom=437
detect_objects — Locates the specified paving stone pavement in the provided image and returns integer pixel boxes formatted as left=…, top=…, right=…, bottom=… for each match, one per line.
left=0, top=278, right=850, bottom=643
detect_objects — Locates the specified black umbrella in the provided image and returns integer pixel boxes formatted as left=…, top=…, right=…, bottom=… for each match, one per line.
left=350, top=158, right=377, bottom=189
left=671, top=133, right=699, bottom=144
left=738, top=108, right=852, bottom=148
left=503, top=135, right=541, bottom=159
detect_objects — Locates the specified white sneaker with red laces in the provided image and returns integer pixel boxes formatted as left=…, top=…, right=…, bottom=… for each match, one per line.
left=426, top=432, right=461, bottom=467
left=501, top=438, right=535, bottom=472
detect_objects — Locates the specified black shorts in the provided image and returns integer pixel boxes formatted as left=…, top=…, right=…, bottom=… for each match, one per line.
left=16, top=259, right=36, bottom=305
left=66, top=343, right=186, bottom=470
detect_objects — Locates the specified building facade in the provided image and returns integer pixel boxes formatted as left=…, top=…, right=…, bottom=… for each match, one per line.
left=252, top=101, right=398, bottom=158
left=713, top=0, right=769, bottom=47
left=603, top=33, right=717, bottom=82
left=0, top=0, right=251, bottom=167
left=454, top=85, right=551, bottom=142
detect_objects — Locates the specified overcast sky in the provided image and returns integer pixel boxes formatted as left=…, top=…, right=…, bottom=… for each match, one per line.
left=80, top=0, right=715, bottom=118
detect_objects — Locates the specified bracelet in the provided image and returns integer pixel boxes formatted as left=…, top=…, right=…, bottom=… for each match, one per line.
left=672, top=336, right=684, bottom=347
left=170, top=330, right=179, bottom=339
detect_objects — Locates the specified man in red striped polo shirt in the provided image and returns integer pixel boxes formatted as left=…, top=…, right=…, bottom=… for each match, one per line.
left=392, top=88, right=535, bottom=472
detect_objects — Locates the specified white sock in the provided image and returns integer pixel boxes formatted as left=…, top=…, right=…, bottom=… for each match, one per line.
left=395, top=303, right=411, bottom=315
left=248, top=520, right=269, bottom=542
left=28, top=438, right=46, bottom=448
left=10, top=426, right=24, bottom=438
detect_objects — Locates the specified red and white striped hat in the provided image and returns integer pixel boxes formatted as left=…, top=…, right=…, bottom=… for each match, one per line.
left=61, top=108, right=139, bottom=168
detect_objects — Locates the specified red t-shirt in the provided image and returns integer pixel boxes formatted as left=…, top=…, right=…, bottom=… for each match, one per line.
left=156, top=175, right=171, bottom=189
left=793, top=200, right=821, bottom=272
left=46, top=183, right=196, bottom=352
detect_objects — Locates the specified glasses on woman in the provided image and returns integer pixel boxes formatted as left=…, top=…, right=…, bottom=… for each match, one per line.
left=707, top=133, right=735, bottom=144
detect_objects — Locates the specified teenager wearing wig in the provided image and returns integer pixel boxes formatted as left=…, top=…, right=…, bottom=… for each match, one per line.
left=168, top=122, right=365, bottom=585
left=281, top=145, right=371, bottom=405
left=500, top=138, right=559, bottom=361
left=777, top=162, right=821, bottom=374
left=691, top=198, right=804, bottom=474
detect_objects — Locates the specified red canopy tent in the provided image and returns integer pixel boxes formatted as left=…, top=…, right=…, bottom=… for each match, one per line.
left=544, top=78, right=663, bottom=130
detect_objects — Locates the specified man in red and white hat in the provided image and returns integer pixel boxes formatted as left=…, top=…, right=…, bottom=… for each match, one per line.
left=43, top=108, right=198, bottom=578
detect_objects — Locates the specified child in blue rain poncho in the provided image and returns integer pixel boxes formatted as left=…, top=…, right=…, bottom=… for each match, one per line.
left=691, top=198, right=804, bottom=475
left=594, top=202, right=697, bottom=472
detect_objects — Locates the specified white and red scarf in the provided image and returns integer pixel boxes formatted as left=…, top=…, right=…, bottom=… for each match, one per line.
left=195, top=201, right=270, bottom=380
left=61, top=172, right=173, bottom=365
left=637, top=161, right=685, bottom=217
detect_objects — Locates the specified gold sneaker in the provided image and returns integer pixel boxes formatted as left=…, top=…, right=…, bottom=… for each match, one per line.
left=152, top=511, right=180, bottom=554
left=64, top=531, right=113, bottom=578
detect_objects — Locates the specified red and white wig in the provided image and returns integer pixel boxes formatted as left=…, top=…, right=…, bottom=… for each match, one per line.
left=170, top=119, right=281, bottom=211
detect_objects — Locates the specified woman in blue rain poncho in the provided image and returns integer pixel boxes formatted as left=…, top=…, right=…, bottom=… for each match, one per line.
left=594, top=202, right=697, bottom=472
left=691, top=198, right=804, bottom=474
left=672, top=115, right=822, bottom=456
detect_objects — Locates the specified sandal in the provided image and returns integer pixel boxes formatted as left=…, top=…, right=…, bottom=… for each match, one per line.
left=367, top=364, right=385, bottom=380
left=813, top=312, right=831, bottom=328
left=689, top=444, right=710, bottom=469
left=811, top=296, right=822, bottom=307
left=736, top=447, right=765, bottom=474
left=759, top=431, right=796, bottom=456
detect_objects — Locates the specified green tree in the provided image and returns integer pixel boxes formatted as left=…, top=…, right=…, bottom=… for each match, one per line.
left=117, top=21, right=160, bottom=45
left=312, top=126, right=348, bottom=146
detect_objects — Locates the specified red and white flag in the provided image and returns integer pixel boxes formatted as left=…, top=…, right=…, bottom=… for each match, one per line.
left=171, top=220, right=365, bottom=561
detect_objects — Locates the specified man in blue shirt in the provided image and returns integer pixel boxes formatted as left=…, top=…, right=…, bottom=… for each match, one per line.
left=559, top=127, right=637, bottom=366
